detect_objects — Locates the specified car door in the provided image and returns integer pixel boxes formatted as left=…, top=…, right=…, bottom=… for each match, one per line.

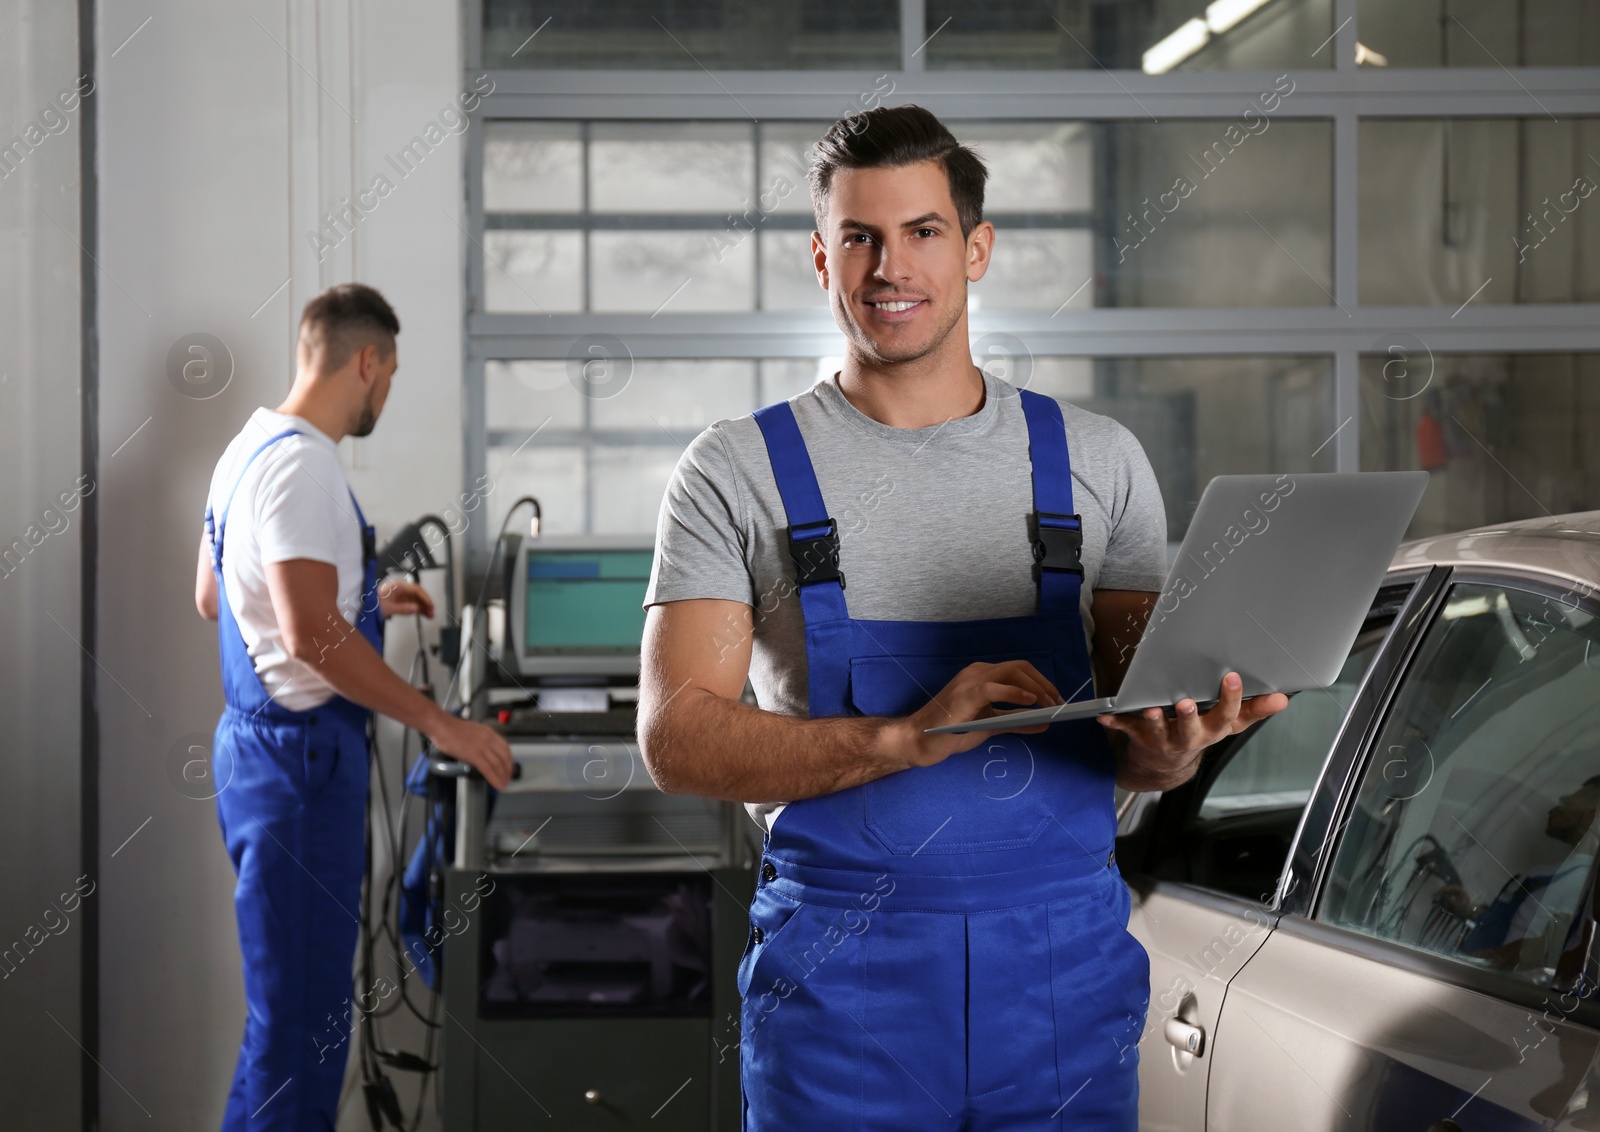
left=1121, top=574, right=1428, bottom=1131
left=1209, top=571, right=1600, bottom=1130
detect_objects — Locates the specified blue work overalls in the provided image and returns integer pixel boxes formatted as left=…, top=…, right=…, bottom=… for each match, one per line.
left=205, top=428, right=380, bottom=1131
left=738, top=390, right=1150, bottom=1130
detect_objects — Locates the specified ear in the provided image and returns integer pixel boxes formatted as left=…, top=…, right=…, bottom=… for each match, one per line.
left=357, top=343, right=382, bottom=387
left=811, top=230, right=829, bottom=291
left=965, top=220, right=996, bottom=284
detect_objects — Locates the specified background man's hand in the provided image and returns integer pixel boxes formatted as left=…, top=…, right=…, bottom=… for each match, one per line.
left=890, top=659, right=1066, bottom=770
left=1098, top=671, right=1288, bottom=791
left=378, top=578, right=434, bottom=619
left=427, top=714, right=515, bottom=790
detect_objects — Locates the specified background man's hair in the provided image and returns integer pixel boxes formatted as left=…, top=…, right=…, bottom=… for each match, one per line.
left=298, top=283, right=400, bottom=373
left=806, top=104, right=988, bottom=239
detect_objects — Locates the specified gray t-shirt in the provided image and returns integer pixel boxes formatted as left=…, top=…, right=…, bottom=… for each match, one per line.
left=643, top=369, right=1169, bottom=830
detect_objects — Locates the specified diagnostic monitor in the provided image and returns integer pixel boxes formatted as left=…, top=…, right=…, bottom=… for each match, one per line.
left=507, top=536, right=654, bottom=676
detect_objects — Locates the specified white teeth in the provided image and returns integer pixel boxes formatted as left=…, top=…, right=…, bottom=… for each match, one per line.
left=872, top=301, right=918, bottom=311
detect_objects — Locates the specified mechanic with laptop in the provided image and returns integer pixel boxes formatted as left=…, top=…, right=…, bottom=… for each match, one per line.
left=636, top=104, right=1288, bottom=1129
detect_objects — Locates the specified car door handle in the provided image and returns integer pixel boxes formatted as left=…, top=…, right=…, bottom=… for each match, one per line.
left=1164, top=1018, right=1206, bottom=1057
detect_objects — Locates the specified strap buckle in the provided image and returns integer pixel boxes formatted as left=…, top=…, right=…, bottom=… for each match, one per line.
left=786, top=519, right=845, bottom=589
left=1032, top=511, right=1084, bottom=574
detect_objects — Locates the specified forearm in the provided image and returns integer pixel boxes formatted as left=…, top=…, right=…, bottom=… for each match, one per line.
left=641, top=688, right=908, bottom=803
left=293, top=622, right=449, bottom=736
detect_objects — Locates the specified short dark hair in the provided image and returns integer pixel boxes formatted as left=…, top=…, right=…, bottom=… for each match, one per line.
left=806, top=104, right=988, bottom=239
left=298, top=283, right=400, bottom=372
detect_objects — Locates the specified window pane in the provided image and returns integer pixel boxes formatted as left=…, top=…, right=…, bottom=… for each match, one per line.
left=589, top=360, right=756, bottom=430
left=1360, top=352, right=1600, bottom=540
left=1319, top=582, right=1600, bottom=990
left=1100, top=118, right=1333, bottom=307
left=977, top=229, right=1094, bottom=312
left=924, top=0, right=1333, bottom=71
left=593, top=447, right=686, bottom=534
left=483, top=231, right=583, bottom=313
left=483, top=0, right=900, bottom=69
left=1358, top=0, right=1600, bottom=67
left=486, top=445, right=586, bottom=535
left=590, top=231, right=754, bottom=313
left=1054, top=356, right=1335, bottom=540
left=486, top=360, right=584, bottom=432
left=964, top=122, right=1093, bottom=213
left=483, top=123, right=582, bottom=213
left=590, top=123, right=753, bottom=214
left=1360, top=118, right=1600, bottom=306
left=760, top=231, right=826, bottom=310
left=759, top=359, right=829, bottom=404
left=760, top=123, right=829, bottom=216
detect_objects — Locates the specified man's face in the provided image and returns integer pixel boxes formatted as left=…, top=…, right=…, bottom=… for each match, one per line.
left=1546, top=787, right=1598, bottom=844
left=811, top=159, right=993, bottom=366
left=352, top=344, right=397, bottom=438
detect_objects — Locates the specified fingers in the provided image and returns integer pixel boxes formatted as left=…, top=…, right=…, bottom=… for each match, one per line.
left=972, top=660, right=1063, bottom=707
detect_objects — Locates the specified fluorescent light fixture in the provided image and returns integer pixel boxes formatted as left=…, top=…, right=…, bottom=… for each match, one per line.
left=1205, top=0, right=1271, bottom=34
left=1354, top=41, right=1389, bottom=66
left=1142, top=18, right=1209, bottom=74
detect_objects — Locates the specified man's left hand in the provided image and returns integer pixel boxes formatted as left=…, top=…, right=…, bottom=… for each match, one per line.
left=378, top=578, right=435, bottom=620
left=1098, top=671, right=1289, bottom=791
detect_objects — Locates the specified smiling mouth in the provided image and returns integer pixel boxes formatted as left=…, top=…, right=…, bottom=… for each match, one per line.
left=866, top=299, right=925, bottom=312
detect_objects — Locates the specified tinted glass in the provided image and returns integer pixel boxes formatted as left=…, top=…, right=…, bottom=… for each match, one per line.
left=1320, top=581, right=1600, bottom=990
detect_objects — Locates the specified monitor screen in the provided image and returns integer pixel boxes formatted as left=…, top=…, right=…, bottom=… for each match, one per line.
left=522, top=549, right=652, bottom=654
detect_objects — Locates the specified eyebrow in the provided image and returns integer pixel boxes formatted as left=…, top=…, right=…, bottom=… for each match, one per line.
left=835, top=212, right=952, bottom=236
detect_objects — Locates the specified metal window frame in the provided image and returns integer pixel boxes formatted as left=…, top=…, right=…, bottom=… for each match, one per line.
left=461, top=0, right=1600, bottom=560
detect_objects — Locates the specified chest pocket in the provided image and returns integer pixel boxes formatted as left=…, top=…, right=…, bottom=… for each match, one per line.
left=849, top=651, right=1060, bottom=855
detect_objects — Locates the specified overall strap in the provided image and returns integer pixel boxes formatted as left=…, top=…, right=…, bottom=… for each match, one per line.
left=751, top=402, right=849, bottom=625
left=206, top=427, right=303, bottom=572
left=1017, top=390, right=1084, bottom=619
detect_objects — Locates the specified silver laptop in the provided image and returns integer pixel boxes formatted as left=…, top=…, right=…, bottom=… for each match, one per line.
left=926, top=470, right=1428, bottom=734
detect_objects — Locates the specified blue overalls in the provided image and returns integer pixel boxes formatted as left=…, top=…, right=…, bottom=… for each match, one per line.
left=205, top=428, right=381, bottom=1131
left=738, top=390, right=1150, bottom=1130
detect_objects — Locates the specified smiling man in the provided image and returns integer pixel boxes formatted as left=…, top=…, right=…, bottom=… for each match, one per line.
left=637, top=105, right=1286, bottom=1129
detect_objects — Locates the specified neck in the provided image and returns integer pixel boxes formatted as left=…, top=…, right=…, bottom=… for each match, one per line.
left=277, top=375, right=350, bottom=443
left=836, top=317, right=984, bottom=429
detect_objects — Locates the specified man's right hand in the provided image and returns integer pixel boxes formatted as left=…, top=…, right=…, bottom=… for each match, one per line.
left=885, top=660, right=1065, bottom=771
left=427, top=714, right=515, bottom=790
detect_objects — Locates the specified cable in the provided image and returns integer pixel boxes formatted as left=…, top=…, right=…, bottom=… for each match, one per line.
left=348, top=497, right=541, bottom=1129
left=442, top=495, right=542, bottom=715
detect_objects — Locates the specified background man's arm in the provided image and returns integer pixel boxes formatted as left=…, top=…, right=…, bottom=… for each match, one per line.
left=263, top=558, right=513, bottom=787
left=196, top=531, right=218, bottom=620
left=637, top=598, right=1061, bottom=802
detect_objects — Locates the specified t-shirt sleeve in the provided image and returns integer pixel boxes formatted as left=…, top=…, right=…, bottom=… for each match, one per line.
left=644, top=423, right=755, bottom=608
left=253, top=445, right=353, bottom=568
left=1097, top=422, right=1169, bottom=592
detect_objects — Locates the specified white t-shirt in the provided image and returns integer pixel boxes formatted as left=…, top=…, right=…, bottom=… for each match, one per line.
left=203, top=408, right=367, bottom=711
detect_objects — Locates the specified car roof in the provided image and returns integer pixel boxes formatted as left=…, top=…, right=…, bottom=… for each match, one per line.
left=1391, top=508, right=1600, bottom=591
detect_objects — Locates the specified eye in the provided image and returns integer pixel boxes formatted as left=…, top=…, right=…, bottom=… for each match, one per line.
left=915, top=227, right=937, bottom=237
left=845, top=233, right=873, bottom=246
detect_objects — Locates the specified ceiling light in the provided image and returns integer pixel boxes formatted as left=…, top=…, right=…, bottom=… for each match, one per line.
left=1354, top=41, right=1389, bottom=66
left=1143, top=18, right=1209, bottom=74
left=1206, top=0, right=1272, bottom=33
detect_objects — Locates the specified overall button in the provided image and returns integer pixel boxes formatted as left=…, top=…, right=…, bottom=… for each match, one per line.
left=308, top=714, right=318, bottom=726
left=1107, top=849, right=1116, bottom=868
left=761, top=861, right=777, bottom=883
left=751, top=925, right=764, bottom=944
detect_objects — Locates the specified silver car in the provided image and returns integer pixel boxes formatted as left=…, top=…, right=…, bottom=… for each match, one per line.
left=1118, top=511, right=1600, bottom=1130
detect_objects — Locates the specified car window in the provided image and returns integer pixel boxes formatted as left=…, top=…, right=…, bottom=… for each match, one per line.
left=1318, top=580, right=1600, bottom=990
left=1143, top=583, right=1412, bottom=902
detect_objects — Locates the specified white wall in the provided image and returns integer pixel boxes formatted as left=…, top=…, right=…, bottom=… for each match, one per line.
left=0, top=1, right=86, bottom=1125
left=95, top=1, right=466, bottom=1127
